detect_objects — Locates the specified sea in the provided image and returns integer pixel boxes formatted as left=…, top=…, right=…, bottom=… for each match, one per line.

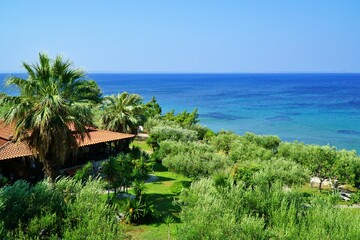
left=1, top=73, right=360, bottom=152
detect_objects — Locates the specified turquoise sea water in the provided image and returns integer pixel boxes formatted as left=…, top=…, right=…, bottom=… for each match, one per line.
left=1, top=73, right=360, bottom=152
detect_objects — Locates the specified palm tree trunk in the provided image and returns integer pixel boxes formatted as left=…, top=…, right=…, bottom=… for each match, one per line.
left=42, top=158, right=60, bottom=182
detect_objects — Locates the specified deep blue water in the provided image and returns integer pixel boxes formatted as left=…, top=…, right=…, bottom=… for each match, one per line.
left=1, top=73, right=360, bottom=152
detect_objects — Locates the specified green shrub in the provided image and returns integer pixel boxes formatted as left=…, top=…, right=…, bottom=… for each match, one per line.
left=170, top=180, right=192, bottom=194
left=0, top=177, right=125, bottom=239
left=123, top=198, right=155, bottom=224
left=27, top=213, right=59, bottom=239
left=178, top=178, right=360, bottom=240
left=147, top=125, right=198, bottom=151
left=161, top=140, right=230, bottom=178
left=73, top=162, right=96, bottom=183
left=0, top=176, right=8, bottom=188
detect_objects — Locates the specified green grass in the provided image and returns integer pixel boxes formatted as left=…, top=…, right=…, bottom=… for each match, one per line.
left=123, top=163, right=191, bottom=239
left=299, top=183, right=333, bottom=197
left=131, top=140, right=153, bottom=153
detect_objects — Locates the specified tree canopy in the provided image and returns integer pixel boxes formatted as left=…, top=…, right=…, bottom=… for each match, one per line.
left=101, top=92, right=146, bottom=134
left=0, top=53, right=99, bottom=181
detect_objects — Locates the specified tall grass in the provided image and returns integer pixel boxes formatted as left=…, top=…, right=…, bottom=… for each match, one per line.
left=177, top=178, right=360, bottom=240
left=0, top=177, right=125, bottom=239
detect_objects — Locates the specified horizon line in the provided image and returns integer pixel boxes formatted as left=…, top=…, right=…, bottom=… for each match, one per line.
left=1, top=71, right=360, bottom=75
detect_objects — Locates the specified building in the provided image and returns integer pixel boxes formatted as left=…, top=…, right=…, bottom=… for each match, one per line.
left=0, top=121, right=135, bottom=182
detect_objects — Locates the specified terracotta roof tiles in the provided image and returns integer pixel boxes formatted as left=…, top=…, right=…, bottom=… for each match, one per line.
left=79, top=129, right=134, bottom=147
left=0, top=141, right=33, bottom=160
left=0, top=122, right=14, bottom=140
left=0, top=121, right=135, bottom=161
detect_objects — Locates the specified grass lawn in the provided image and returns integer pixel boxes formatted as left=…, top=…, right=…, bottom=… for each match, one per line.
left=299, top=183, right=333, bottom=197
left=123, top=163, right=191, bottom=240
left=131, top=140, right=153, bottom=153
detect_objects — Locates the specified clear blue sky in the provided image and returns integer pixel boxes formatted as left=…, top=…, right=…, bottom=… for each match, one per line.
left=1, top=0, right=360, bottom=73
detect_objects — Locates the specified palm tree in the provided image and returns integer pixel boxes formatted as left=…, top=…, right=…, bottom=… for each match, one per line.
left=101, top=92, right=146, bottom=134
left=101, top=156, right=121, bottom=201
left=0, top=53, right=97, bottom=181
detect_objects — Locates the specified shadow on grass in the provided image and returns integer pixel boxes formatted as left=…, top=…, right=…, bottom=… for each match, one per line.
left=145, top=193, right=182, bottom=224
left=153, top=163, right=168, bottom=172
left=151, top=175, right=176, bottom=183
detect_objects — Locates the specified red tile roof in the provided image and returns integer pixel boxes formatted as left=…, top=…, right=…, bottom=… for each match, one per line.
left=0, top=138, right=8, bottom=147
left=0, top=121, right=135, bottom=161
left=0, top=122, right=15, bottom=141
left=79, top=130, right=134, bottom=147
left=0, top=141, right=33, bottom=160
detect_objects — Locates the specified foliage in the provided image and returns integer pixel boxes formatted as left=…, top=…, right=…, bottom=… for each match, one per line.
left=0, top=180, right=64, bottom=230
left=231, top=160, right=262, bottom=187
left=75, top=79, right=103, bottom=104
left=132, top=156, right=154, bottom=182
left=277, top=141, right=314, bottom=166
left=161, top=140, right=230, bottom=178
left=333, top=149, right=360, bottom=186
left=0, top=177, right=125, bottom=239
left=278, top=142, right=360, bottom=189
left=177, top=178, right=271, bottom=239
left=73, top=161, right=96, bottom=183
left=115, top=153, right=134, bottom=191
left=243, top=132, right=281, bottom=152
left=122, top=179, right=156, bottom=225
left=62, top=178, right=124, bottom=239
left=231, top=158, right=309, bottom=189
left=0, top=53, right=96, bottom=181
left=170, top=180, right=192, bottom=195
left=308, top=145, right=338, bottom=191
left=252, top=158, right=310, bottom=188
left=143, top=116, right=181, bottom=133
left=101, top=156, right=121, bottom=195
left=101, top=92, right=146, bottom=134
left=132, top=180, right=148, bottom=200
left=0, top=176, right=8, bottom=188
left=210, top=130, right=240, bottom=155
left=163, top=108, right=199, bottom=128
left=101, top=148, right=153, bottom=195
left=178, top=178, right=360, bottom=240
left=144, top=96, right=162, bottom=118
left=229, top=140, right=274, bottom=162
left=123, top=198, right=155, bottom=225
left=349, top=191, right=360, bottom=205
left=188, top=124, right=216, bottom=141
left=147, top=125, right=198, bottom=151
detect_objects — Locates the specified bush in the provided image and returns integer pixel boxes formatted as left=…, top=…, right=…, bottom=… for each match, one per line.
left=170, top=180, right=192, bottom=194
left=0, top=178, right=125, bottom=239
left=27, top=213, right=59, bottom=239
left=210, top=130, right=240, bottom=155
left=147, top=126, right=198, bottom=150
left=178, top=177, right=360, bottom=240
left=161, top=140, right=231, bottom=178
left=229, top=140, right=274, bottom=163
left=0, top=176, right=8, bottom=188
left=122, top=198, right=155, bottom=225
left=74, top=162, right=96, bottom=183
left=243, top=132, right=281, bottom=152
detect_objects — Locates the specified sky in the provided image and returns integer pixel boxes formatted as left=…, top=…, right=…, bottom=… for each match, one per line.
left=0, top=0, right=360, bottom=73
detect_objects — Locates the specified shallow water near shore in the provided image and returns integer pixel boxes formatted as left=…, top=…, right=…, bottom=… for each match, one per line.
left=1, top=73, right=360, bottom=152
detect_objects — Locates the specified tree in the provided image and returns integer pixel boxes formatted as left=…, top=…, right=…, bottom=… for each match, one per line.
left=163, top=108, right=199, bottom=128
left=243, top=132, right=281, bottom=153
left=101, top=92, right=146, bottom=134
left=310, top=146, right=338, bottom=191
left=101, top=156, right=120, bottom=199
left=0, top=53, right=97, bottom=181
left=210, top=130, right=240, bottom=155
left=161, top=140, right=230, bottom=178
left=146, top=125, right=198, bottom=151
left=144, top=96, right=162, bottom=118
